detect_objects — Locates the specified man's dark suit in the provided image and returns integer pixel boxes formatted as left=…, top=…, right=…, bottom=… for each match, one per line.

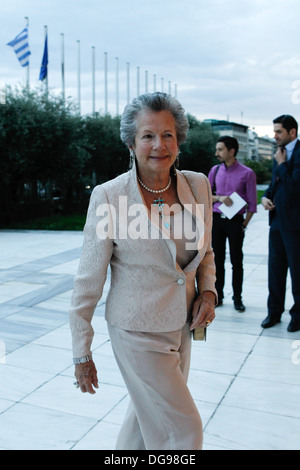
left=264, top=140, right=300, bottom=321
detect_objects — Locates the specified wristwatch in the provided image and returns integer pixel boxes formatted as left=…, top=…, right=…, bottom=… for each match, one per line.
left=73, top=354, right=92, bottom=365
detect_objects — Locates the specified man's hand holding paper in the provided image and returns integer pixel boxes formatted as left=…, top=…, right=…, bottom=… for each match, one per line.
left=218, top=192, right=247, bottom=219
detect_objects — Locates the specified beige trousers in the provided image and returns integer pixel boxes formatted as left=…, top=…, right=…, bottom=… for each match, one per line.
left=108, top=323, right=203, bottom=450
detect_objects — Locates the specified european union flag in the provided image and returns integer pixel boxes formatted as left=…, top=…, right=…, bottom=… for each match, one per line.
left=39, top=35, right=48, bottom=81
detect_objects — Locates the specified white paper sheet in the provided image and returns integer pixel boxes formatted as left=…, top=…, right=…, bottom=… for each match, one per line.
left=218, top=192, right=247, bottom=219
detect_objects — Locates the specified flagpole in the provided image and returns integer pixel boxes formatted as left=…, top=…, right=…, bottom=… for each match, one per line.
left=127, top=62, right=130, bottom=104
left=137, top=66, right=140, bottom=97
left=104, top=52, right=108, bottom=114
left=24, top=16, right=29, bottom=89
left=92, top=46, right=95, bottom=115
left=153, top=74, right=156, bottom=92
left=145, top=70, right=148, bottom=93
left=60, top=33, right=65, bottom=101
left=115, top=57, right=119, bottom=116
left=77, top=40, right=81, bottom=114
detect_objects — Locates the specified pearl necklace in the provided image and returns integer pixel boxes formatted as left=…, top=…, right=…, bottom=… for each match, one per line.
left=137, top=175, right=172, bottom=229
left=137, top=175, right=172, bottom=194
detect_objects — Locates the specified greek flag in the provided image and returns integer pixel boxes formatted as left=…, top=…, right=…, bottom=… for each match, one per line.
left=7, top=27, right=31, bottom=67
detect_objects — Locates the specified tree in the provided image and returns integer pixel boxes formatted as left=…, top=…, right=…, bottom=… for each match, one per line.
left=0, top=88, right=221, bottom=227
left=83, top=114, right=128, bottom=184
left=244, top=159, right=272, bottom=184
left=0, top=87, right=90, bottom=224
left=179, top=115, right=218, bottom=175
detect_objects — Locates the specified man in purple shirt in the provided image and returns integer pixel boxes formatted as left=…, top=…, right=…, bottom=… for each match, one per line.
left=208, top=136, right=257, bottom=311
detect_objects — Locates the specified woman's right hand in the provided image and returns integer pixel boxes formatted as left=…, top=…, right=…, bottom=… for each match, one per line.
left=75, top=360, right=99, bottom=394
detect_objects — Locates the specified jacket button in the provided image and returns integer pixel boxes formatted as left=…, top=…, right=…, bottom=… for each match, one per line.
left=177, top=278, right=185, bottom=285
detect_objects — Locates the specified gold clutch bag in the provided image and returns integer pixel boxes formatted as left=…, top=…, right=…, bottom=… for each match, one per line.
left=193, top=327, right=207, bottom=341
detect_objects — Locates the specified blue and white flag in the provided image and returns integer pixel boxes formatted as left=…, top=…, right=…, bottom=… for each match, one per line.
left=39, top=34, right=48, bottom=81
left=7, top=27, right=31, bottom=67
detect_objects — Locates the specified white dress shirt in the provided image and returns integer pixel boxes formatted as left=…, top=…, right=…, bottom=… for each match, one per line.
left=285, top=138, right=298, bottom=160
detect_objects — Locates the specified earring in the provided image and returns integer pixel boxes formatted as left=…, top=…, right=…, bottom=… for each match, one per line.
left=129, top=149, right=135, bottom=169
left=172, top=150, right=180, bottom=175
left=175, top=150, right=180, bottom=168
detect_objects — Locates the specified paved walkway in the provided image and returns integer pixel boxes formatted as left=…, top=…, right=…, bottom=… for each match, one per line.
left=0, top=205, right=299, bottom=450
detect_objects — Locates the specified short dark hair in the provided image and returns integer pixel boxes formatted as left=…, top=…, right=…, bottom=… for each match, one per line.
left=217, top=136, right=239, bottom=157
left=273, top=115, right=298, bottom=134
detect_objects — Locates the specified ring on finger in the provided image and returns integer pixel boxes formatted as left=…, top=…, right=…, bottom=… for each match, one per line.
left=206, top=320, right=212, bottom=326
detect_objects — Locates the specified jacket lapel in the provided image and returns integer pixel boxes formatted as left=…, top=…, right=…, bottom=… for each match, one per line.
left=128, top=165, right=205, bottom=271
left=176, top=171, right=205, bottom=270
left=271, top=139, right=300, bottom=199
left=129, top=162, right=177, bottom=265
left=290, top=139, right=300, bottom=162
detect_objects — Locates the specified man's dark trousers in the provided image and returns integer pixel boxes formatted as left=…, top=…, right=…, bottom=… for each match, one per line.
left=212, top=213, right=245, bottom=302
left=268, top=213, right=300, bottom=321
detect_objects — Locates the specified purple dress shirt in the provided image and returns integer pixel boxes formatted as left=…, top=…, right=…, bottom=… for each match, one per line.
left=208, top=160, right=257, bottom=215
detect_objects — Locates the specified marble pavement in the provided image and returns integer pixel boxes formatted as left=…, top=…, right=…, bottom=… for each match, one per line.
left=0, top=204, right=299, bottom=450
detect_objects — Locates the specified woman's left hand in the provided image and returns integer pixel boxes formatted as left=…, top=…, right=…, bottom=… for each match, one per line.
left=190, top=291, right=216, bottom=330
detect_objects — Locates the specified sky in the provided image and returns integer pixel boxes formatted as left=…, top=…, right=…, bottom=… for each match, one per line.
left=1, top=0, right=300, bottom=138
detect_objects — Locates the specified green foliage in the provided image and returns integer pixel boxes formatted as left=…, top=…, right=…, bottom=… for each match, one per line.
left=244, top=158, right=272, bottom=184
left=257, top=190, right=266, bottom=204
left=0, top=87, right=90, bottom=224
left=0, top=88, right=217, bottom=227
left=179, top=115, right=218, bottom=175
left=83, top=113, right=128, bottom=184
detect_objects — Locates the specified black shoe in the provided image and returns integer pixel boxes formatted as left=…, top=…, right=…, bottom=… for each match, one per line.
left=233, top=298, right=245, bottom=312
left=216, top=300, right=223, bottom=308
left=261, top=315, right=281, bottom=329
left=287, top=319, right=300, bottom=332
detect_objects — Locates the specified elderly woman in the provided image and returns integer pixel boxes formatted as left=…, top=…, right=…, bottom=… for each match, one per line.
left=69, top=92, right=216, bottom=450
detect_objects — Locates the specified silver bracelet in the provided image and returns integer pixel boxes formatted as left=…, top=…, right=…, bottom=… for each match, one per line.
left=73, top=354, right=92, bottom=365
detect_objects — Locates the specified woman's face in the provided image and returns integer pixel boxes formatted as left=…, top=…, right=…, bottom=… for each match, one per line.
left=132, top=110, right=179, bottom=178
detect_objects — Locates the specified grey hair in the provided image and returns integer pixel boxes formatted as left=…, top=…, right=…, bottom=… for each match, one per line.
left=120, top=92, right=189, bottom=148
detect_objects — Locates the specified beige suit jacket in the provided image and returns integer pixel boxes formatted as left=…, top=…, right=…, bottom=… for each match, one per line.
left=69, top=164, right=216, bottom=358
